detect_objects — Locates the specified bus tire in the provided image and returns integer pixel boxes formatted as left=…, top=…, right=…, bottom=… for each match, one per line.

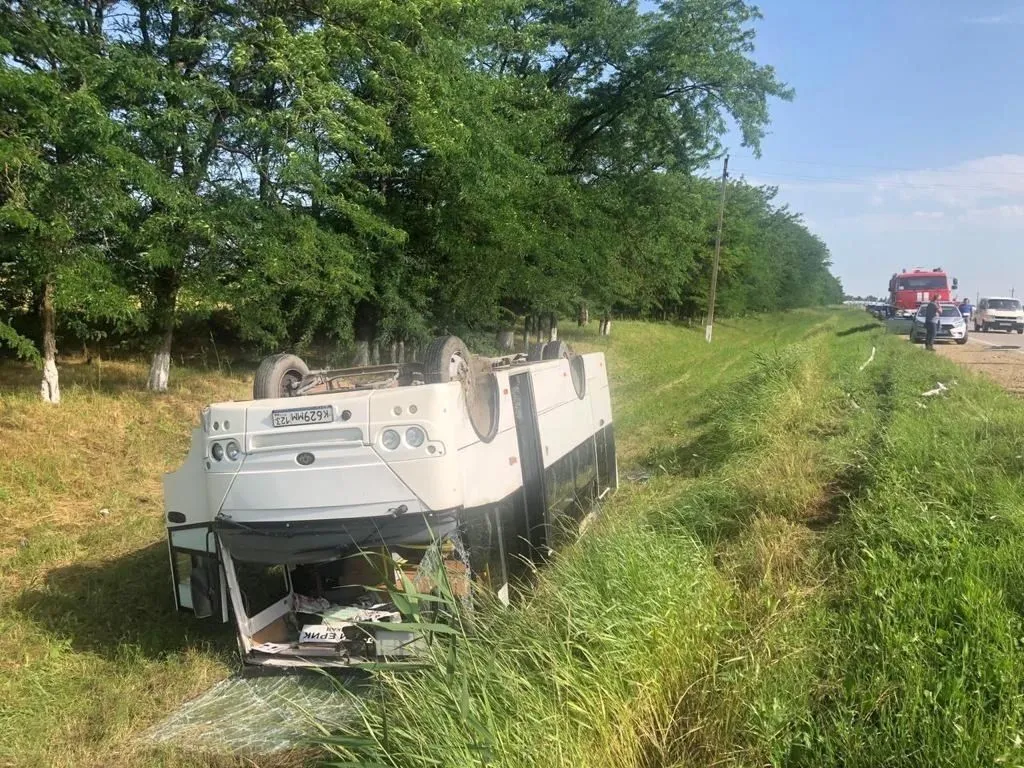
left=253, top=353, right=309, bottom=399
left=527, top=343, right=545, bottom=361
left=424, top=336, right=499, bottom=440
left=542, top=340, right=571, bottom=360
left=424, top=336, right=472, bottom=384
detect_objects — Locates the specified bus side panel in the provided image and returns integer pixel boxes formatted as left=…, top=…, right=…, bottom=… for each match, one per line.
left=459, top=428, right=522, bottom=509
left=529, top=360, right=578, bottom=415
left=584, top=354, right=616, bottom=493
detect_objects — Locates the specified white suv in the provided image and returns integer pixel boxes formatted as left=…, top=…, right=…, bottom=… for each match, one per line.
left=975, top=297, right=1024, bottom=334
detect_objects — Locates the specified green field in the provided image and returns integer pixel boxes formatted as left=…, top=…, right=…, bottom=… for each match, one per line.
left=4, top=311, right=1024, bottom=767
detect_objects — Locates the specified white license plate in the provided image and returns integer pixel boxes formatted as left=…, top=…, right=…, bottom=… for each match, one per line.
left=299, top=624, right=346, bottom=644
left=271, top=405, right=334, bottom=428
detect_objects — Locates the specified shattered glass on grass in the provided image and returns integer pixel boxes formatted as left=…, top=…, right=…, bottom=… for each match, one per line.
left=142, top=671, right=363, bottom=754
left=145, top=535, right=467, bottom=755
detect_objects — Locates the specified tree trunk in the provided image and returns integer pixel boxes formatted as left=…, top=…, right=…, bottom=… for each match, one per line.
left=147, top=273, right=178, bottom=392
left=147, top=326, right=173, bottom=392
left=397, top=340, right=405, bottom=364
left=371, top=340, right=381, bottom=366
left=353, top=341, right=370, bottom=366
left=547, top=312, right=558, bottom=342
left=352, top=299, right=378, bottom=366
left=577, top=303, right=589, bottom=326
left=599, top=313, right=612, bottom=336
left=496, top=329, right=514, bottom=353
left=39, top=278, right=60, bottom=404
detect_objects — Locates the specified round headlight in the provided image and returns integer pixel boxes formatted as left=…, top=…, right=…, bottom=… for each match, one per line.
left=225, top=440, right=241, bottom=461
left=381, top=429, right=401, bottom=450
left=405, top=427, right=425, bottom=448
left=211, top=442, right=224, bottom=461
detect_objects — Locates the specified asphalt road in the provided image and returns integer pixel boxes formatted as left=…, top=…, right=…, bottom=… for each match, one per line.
left=933, top=332, right=1024, bottom=394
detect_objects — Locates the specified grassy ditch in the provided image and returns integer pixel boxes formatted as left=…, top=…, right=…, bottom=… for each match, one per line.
left=794, top=344, right=1024, bottom=766
left=6, top=311, right=1024, bottom=767
left=320, top=311, right=871, bottom=767
left=0, top=312, right=834, bottom=767
left=322, top=316, right=1024, bottom=768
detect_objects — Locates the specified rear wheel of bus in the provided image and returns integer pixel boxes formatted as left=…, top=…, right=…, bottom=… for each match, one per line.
left=424, top=335, right=499, bottom=441
left=253, top=353, right=309, bottom=399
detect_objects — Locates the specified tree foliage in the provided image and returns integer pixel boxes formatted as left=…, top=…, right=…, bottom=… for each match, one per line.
left=0, top=0, right=842, bottom=379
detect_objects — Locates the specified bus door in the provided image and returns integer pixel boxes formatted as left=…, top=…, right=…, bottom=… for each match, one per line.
left=166, top=524, right=227, bottom=621
left=508, top=372, right=548, bottom=562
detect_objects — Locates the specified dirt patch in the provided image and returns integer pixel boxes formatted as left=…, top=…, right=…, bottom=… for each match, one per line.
left=934, top=338, right=1024, bottom=395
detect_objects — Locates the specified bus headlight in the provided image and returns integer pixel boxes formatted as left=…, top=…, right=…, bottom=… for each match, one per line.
left=381, top=429, right=401, bottom=450
left=405, top=427, right=425, bottom=448
left=211, top=442, right=224, bottom=461
left=225, top=440, right=241, bottom=461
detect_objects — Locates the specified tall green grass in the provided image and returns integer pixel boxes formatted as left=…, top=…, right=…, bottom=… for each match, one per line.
left=794, top=344, right=1024, bottom=766
left=323, top=314, right=1024, bottom=768
left=319, top=313, right=873, bottom=767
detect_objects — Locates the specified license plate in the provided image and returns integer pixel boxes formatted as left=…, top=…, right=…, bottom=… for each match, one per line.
left=271, top=405, right=333, bottom=428
left=299, top=624, right=345, bottom=644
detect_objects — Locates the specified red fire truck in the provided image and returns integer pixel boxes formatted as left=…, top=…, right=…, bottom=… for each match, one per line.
left=888, top=268, right=958, bottom=316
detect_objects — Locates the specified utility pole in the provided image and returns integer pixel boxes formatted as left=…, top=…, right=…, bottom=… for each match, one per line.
left=705, top=155, right=729, bottom=343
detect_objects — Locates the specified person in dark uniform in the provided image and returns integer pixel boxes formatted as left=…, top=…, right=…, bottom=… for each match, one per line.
left=924, top=294, right=941, bottom=351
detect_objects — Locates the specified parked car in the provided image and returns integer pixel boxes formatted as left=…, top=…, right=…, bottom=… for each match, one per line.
left=910, top=303, right=969, bottom=345
left=973, top=297, right=1024, bottom=334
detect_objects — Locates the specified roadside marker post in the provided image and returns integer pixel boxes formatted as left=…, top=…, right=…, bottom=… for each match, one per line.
left=705, top=155, right=729, bottom=343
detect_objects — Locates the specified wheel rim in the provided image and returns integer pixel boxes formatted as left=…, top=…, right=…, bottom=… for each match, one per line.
left=281, top=370, right=303, bottom=396
left=448, top=351, right=470, bottom=381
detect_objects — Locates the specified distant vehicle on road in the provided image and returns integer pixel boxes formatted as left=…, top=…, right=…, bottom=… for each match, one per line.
left=863, top=302, right=891, bottom=320
left=910, top=303, right=969, bottom=345
left=973, top=297, right=1024, bottom=334
left=888, top=268, right=958, bottom=317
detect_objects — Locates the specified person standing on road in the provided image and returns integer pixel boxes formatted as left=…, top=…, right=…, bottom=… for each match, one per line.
left=959, top=297, right=973, bottom=324
left=924, top=294, right=941, bottom=351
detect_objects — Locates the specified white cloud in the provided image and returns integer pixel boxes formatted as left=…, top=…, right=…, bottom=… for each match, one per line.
left=964, top=9, right=1024, bottom=24
left=872, top=154, right=1024, bottom=209
left=741, top=154, right=1024, bottom=296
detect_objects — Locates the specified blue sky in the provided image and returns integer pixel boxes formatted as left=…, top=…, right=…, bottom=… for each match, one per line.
left=720, top=0, right=1024, bottom=299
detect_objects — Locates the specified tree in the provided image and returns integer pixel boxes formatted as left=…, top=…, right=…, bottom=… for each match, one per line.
left=0, top=0, right=139, bottom=401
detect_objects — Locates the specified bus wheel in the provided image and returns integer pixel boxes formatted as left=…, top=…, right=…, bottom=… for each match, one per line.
left=424, top=336, right=499, bottom=440
left=253, top=353, right=309, bottom=399
left=542, top=340, right=571, bottom=359
left=424, top=336, right=473, bottom=384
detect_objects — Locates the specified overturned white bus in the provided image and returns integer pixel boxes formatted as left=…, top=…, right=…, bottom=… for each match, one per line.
left=163, top=336, right=616, bottom=668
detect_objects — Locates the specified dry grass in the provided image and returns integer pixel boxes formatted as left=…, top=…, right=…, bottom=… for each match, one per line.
left=0, top=358, right=257, bottom=768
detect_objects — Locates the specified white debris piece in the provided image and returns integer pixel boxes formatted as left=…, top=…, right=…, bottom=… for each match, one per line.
left=859, top=347, right=876, bottom=372
left=921, top=382, right=948, bottom=397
